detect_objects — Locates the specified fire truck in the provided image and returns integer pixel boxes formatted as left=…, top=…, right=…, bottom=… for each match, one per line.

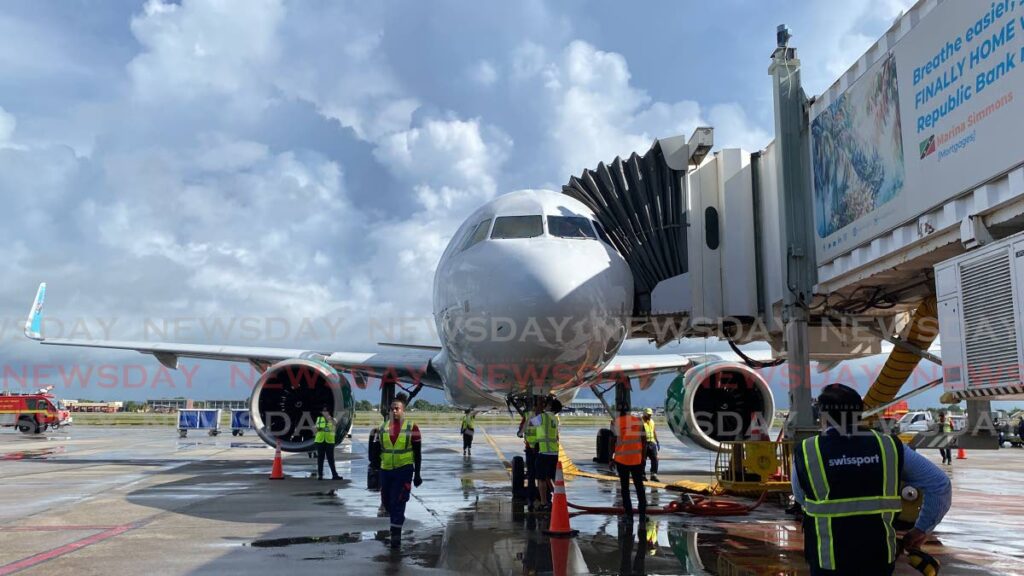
left=0, top=387, right=72, bottom=434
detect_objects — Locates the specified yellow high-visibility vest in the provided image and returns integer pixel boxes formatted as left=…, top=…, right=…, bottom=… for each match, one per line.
left=643, top=418, right=656, bottom=442
left=534, top=412, right=559, bottom=454
left=315, top=416, right=335, bottom=444
left=380, top=419, right=415, bottom=470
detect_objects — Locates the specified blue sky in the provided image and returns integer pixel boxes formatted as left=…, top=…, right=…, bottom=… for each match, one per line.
left=5, top=0, right=1006, bottom=410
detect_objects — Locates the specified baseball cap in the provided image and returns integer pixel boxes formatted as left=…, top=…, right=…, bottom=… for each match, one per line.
left=644, top=408, right=653, bottom=415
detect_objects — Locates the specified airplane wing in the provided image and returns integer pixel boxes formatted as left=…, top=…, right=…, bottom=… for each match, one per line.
left=23, top=283, right=441, bottom=388
left=597, top=353, right=722, bottom=390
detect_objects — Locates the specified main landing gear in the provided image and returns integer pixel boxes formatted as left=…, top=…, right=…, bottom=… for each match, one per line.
left=591, top=374, right=632, bottom=465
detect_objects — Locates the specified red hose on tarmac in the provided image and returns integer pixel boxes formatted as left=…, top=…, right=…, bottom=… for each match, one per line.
left=566, top=491, right=767, bottom=517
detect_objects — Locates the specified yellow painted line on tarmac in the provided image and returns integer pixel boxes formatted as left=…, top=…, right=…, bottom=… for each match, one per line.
left=482, top=427, right=512, bottom=477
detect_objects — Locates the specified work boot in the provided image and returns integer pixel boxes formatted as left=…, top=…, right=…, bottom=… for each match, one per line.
left=650, top=474, right=659, bottom=482
left=390, top=526, right=402, bottom=549
left=332, top=474, right=343, bottom=480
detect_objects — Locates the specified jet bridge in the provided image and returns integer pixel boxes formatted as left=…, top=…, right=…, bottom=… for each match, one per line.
left=563, top=130, right=890, bottom=362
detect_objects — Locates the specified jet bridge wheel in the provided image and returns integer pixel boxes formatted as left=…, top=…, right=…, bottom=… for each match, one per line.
left=594, top=428, right=613, bottom=464
left=511, top=456, right=526, bottom=500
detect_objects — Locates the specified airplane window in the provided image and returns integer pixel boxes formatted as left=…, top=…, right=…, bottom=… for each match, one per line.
left=593, top=221, right=615, bottom=247
left=548, top=216, right=597, bottom=239
left=461, top=219, right=492, bottom=250
left=491, top=216, right=543, bottom=239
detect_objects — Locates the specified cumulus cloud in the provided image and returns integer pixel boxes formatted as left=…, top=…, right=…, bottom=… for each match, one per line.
left=514, top=40, right=769, bottom=179
left=374, top=117, right=511, bottom=212
left=470, top=60, right=498, bottom=87
left=708, top=104, right=772, bottom=152
left=129, top=0, right=284, bottom=113
left=798, top=0, right=916, bottom=93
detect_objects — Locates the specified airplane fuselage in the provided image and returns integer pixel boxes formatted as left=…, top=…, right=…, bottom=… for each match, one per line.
left=431, top=190, right=634, bottom=406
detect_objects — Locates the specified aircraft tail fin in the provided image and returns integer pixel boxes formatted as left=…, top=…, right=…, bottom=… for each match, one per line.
left=24, top=282, right=46, bottom=340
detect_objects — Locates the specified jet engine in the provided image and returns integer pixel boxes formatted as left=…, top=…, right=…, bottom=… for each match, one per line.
left=250, top=358, right=355, bottom=452
left=664, top=361, right=774, bottom=452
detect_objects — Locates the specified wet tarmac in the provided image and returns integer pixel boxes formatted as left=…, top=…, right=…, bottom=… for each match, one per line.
left=0, top=426, right=1022, bottom=575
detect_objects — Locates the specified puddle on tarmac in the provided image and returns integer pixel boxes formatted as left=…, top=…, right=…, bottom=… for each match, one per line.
left=247, top=530, right=443, bottom=566
left=1, top=447, right=64, bottom=460
left=228, top=442, right=269, bottom=449
left=249, top=532, right=364, bottom=547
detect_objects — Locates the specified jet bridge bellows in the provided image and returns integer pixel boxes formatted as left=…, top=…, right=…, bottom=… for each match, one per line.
left=562, top=138, right=689, bottom=313
left=562, top=131, right=771, bottom=347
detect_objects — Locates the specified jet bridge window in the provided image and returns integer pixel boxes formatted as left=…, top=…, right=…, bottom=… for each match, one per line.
left=491, top=215, right=543, bottom=239
left=461, top=218, right=492, bottom=251
left=547, top=216, right=597, bottom=239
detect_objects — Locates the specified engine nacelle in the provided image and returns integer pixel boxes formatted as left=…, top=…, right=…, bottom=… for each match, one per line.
left=664, top=361, right=775, bottom=452
left=250, top=358, right=355, bottom=452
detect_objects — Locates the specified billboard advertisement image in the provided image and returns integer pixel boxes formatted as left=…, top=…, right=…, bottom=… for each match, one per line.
left=812, top=54, right=905, bottom=240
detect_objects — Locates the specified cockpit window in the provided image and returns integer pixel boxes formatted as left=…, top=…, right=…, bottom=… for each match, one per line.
left=461, top=219, right=491, bottom=250
left=547, top=216, right=597, bottom=239
left=592, top=220, right=615, bottom=247
left=491, top=215, right=543, bottom=239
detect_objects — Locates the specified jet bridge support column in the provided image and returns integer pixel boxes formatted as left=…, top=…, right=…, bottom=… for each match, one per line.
left=770, top=26, right=817, bottom=439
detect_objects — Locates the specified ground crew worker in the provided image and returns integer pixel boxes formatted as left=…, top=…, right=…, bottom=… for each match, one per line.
left=375, top=393, right=423, bottom=549
left=521, top=398, right=543, bottom=509
left=530, top=397, right=561, bottom=512
left=314, top=406, right=342, bottom=480
left=792, top=384, right=951, bottom=575
left=938, top=411, right=953, bottom=465
left=642, top=408, right=660, bottom=482
left=461, top=409, right=475, bottom=456
left=612, top=406, right=647, bottom=519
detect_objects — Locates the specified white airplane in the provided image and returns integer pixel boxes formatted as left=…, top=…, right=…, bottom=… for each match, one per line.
left=24, top=189, right=773, bottom=453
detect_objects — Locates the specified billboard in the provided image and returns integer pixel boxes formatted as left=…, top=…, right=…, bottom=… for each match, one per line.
left=811, top=0, right=1024, bottom=262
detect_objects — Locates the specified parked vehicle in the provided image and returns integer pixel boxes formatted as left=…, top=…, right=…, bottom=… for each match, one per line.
left=0, top=387, right=73, bottom=434
left=895, top=411, right=934, bottom=434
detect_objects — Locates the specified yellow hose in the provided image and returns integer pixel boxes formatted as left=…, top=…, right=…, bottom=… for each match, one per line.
left=864, top=296, right=939, bottom=411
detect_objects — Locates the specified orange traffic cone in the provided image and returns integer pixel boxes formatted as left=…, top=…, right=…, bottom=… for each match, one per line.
left=550, top=535, right=571, bottom=576
left=544, top=461, right=578, bottom=538
left=956, top=446, right=966, bottom=460
left=270, top=439, right=284, bottom=480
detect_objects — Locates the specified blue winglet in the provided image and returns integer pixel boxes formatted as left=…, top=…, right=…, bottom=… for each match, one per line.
left=24, top=282, right=46, bottom=340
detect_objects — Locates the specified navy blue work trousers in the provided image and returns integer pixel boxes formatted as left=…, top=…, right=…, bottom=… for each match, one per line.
left=380, top=464, right=415, bottom=528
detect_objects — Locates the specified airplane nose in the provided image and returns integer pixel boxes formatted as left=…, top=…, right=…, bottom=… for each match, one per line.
left=482, top=240, right=628, bottom=319
left=443, top=238, right=633, bottom=390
